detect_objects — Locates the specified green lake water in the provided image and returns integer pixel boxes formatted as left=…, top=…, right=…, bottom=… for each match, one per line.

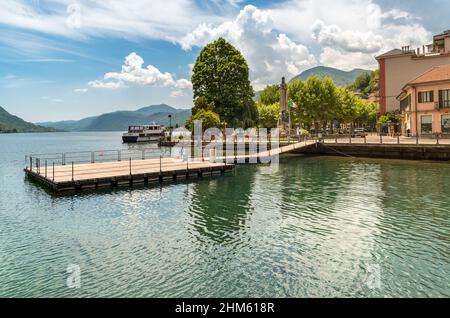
left=0, top=132, right=449, bottom=297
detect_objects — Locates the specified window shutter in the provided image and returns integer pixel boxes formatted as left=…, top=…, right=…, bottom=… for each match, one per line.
left=439, top=90, right=444, bottom=108
left=430, top=91, right=434, bottom=102
left=418, top=92, right=423, bottom=103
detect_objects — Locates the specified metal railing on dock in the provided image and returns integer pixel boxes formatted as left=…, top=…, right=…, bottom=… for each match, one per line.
left=25, top=148, right=172, bottom=168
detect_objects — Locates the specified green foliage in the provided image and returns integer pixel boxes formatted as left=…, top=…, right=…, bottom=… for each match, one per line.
left=256, top=102, right=279, bottom=128
left=192, top=96, right=214, bottom=116
left=350, top=73, right=371, bottom=95
left=186, top=109, right=222, bottom=132
left=286, top=77, right=380, bottom=129
left=349, top=70, right=379, bottom=98
left=355, top=100, right=378, bottom=126
left=378, top=112, right=398, bottom=124
left=337, top=87, right=358, bottom=123
left=191, top=38, right=256, bottom=128
left=259, top=85, right=280, bottom=105
left=288, top=76, right=339, bottom=127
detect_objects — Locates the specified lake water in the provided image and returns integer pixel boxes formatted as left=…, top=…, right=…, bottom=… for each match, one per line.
left=0, top=132, right=449, bottom=297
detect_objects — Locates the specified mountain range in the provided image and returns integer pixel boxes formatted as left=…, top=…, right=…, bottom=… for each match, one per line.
left=37, top=104, right=191, bottom=132
left=291, top=66, right=371, bottom=87
left=0, top=106, right=57, bottom=133
left=3, top=66, right=372, bottom=133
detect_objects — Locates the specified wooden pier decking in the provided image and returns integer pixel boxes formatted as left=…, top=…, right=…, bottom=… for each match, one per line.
left=25, top=157, right=233, bottom=192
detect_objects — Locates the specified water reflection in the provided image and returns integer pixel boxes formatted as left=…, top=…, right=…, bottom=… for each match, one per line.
left=1, top=132, right=450, bottom=297
left=186, top=168, right=257, bottom=243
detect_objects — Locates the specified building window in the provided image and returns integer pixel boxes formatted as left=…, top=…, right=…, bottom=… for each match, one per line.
left=439, top=89, right=450, bottom=108
left=421, top=115, right=433, bottom=134
left=418, top=91, right=434, bottom=103
left=400, top=94, right=411, bottom=111
left=442, top=114, right=450, bottom=133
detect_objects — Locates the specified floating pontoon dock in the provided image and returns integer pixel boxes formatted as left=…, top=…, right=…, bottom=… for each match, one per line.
left=24, top=154, right=233, bottom=192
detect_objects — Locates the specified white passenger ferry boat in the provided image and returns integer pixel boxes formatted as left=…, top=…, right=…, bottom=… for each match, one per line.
left=122, top=124, right=164, bottom=143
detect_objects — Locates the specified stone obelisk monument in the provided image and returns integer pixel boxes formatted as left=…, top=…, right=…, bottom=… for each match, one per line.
left=279, top=77, right=290, bottom=134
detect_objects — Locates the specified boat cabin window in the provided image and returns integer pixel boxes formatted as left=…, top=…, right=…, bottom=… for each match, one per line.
left=128, top=125, right=160, bottom=132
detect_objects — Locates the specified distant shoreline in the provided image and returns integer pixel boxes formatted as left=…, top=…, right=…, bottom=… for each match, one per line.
left=0, top=129, right=64, bottom=134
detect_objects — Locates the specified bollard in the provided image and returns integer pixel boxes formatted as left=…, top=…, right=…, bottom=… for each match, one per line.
left=53, top=162, right=55, bottom=182
left=436, top=134, right=440, bottom=145
left=129, top=158, right=132, bottom=176
left=397, top=135, right=400, bottom=145
left=142, top=150, right=145, bottom=160
left=335, top=136, right=338, bottom=144
left=380, top=134, right=383, bottom=145
left=30, top=157, right=33, bottom=172
left=364, top=135, right=367, bottom=144
left=160, top=155, right=162, bottom=175
left=118, top=150, right=121, bottom=161
left=45, top=160, right=47, bottom=178
left=72, top=162, right=74, bottom=181
left=91, top=152, right=95, bottom=163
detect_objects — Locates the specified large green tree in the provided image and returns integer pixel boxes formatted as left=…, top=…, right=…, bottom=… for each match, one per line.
left=191, top=38, right=257, bottom=128
left=295, top=76, right=338, bottom=129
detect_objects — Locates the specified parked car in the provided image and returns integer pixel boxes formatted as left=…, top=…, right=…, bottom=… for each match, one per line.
left=352, top=128, right=367, bottom=138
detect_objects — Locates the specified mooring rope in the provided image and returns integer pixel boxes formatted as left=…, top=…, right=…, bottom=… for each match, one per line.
left=320, top=142, right=355, bottom=158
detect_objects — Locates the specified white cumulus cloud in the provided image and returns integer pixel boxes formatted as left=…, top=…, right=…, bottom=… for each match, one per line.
left=88, top=52, right=192, bottom=91
left=312, top=21, right=384, bottom=54
left=178, top=5, right=316, bottom=90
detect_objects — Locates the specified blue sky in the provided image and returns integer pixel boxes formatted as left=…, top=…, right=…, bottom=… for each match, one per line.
left=0, top=0, right=448, bottom=122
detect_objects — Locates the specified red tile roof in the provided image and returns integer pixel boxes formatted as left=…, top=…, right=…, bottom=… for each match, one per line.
left=407, top=64, right=450, bottom=85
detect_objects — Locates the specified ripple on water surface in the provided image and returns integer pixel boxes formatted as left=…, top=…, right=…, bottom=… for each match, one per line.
left=0, top=133, right=449, bottom=297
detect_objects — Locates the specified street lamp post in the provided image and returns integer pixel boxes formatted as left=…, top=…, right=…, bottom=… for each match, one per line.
left=223, top=121, right=227, bottom=141
left=168, top=114, right=172, bottom=141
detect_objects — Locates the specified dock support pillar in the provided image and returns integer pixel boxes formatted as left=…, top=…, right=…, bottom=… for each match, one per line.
left=129, top=158, right=132, bottom=176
